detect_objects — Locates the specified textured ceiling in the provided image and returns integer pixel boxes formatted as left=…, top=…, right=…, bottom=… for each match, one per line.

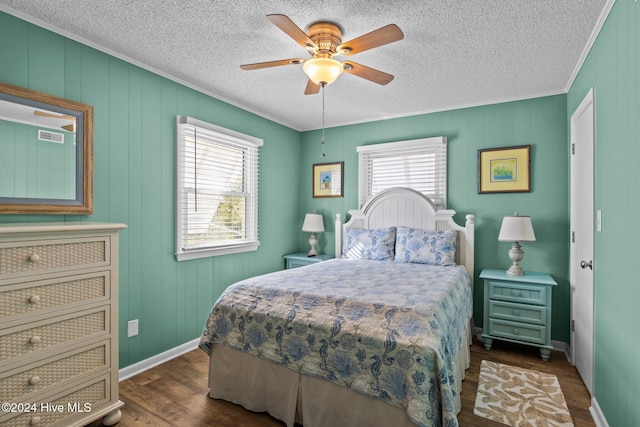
left=0, top=1, right=610, bottom=131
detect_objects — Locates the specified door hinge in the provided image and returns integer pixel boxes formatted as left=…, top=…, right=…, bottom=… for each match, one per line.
left=571, top=231, right=575, bottom=243
left=571, top=320, right=575, bottom=332
left=572, top=143, right=575, bottom=155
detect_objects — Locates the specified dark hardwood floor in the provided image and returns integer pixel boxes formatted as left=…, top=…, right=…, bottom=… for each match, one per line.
left=89, top=338, right=594, bottom=427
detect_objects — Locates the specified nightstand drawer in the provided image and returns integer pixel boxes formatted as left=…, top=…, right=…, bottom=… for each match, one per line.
left=283, top=253, right=333, bottom=269
left=488, top=280, right=547, bottom=306
left=489, top=300, right=546, bottom=325
left=287, top=258, right=315, bottom=269
left=488, top=319, right=547, bottom=344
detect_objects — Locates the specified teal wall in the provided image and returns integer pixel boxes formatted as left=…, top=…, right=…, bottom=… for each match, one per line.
left=568, top=0, right=639, bottom=425
left=298, top=95, right=570, bottom=341
left=0, top=12, right=302, bottom=368
left=6, top=10, right=637, bottom=425
left=0, top=121, right=75, bottom=199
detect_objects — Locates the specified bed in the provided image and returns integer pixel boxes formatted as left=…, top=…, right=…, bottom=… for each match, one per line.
left=200, top=187, right=475, bottom=427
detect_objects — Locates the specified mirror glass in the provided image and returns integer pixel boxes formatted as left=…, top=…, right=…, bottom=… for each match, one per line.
left=0, top=82, right=93, bottom=214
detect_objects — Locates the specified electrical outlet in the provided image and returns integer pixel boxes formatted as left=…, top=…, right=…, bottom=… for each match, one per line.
left=127, top=319, right=139, bottom=337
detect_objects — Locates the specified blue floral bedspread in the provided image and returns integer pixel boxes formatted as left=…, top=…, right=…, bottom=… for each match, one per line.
left=200, top=259, right=472, bottom=427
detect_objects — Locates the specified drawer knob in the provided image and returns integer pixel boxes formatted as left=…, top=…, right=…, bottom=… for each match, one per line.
left=513, top=328, right=520, bottom=335
left=30, top=416, right=41, bottom=425
left=512, top=290, right=521, bottom=297
left=29, top=295, right=41, bottom=304
left=29, top=254, right=40, bottom=262
left=29, top=336, right=41, bottom=344
left=29, top=376, right=41, bottom=385
left=513, top=309, right=520, bottom=316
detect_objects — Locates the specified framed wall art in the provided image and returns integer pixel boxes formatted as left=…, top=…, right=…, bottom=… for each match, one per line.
left=478, top=145, right=531, bottom=194
left=313, top=162, right=344, bottom=198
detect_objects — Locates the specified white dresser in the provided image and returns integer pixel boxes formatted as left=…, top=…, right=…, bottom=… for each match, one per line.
left=0, top=222, right=126, bottom=427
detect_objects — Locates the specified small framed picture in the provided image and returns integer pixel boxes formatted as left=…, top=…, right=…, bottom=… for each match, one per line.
left=478, top=145, right=531, bottom=193
left=312, top=162, right=344, bottom=198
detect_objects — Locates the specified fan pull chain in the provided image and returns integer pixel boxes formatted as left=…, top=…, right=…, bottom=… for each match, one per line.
left=321, top=83, right=326, bottom=157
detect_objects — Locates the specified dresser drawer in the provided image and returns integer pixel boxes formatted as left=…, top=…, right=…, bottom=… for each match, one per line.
left=0, top=340, right=109, bottom=402
left=0, top=272, right=109, bottom=322
left=0, top=307, right=109, bottom=366
left=0, top=374, right=112, bottom=426
left=489, top=300, right=546, bottom=325
left=0, top=237, right=110, bottom=279
left=488, top=319, right=547, bottom=345
left=487, top=280, right=547, bottom=306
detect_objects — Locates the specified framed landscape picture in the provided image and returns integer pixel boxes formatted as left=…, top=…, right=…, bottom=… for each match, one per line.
left=313, top=162, right=343, bottom=198
left=478, top=145, right=531, bottom=194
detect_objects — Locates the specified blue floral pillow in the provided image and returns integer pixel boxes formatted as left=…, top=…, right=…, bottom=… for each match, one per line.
left=394, top=227, right=457, bottom=266
left=342, top=227, right=396, bottom=261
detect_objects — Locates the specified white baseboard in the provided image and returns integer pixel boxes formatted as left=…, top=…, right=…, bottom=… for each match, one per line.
left=551, top=339, right=572, bottom=362
left=118, top=338, right=201, bottom=381
left=589, top=397, right=609, bottom=427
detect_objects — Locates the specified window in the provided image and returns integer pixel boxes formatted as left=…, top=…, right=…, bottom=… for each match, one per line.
left=358, top=137, right=447, bottom=208
left=175, top=116, right=262, bottom=261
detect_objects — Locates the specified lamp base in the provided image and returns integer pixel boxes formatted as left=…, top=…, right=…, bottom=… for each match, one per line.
left=506, top=241, right=525, bottom=276
left=307, top=232, right=319, bottom=257
left=506, top=264, right=525, bottom=276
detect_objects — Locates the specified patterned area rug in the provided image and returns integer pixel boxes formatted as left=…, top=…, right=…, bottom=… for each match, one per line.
left=474, top=360, right=574, bottom=427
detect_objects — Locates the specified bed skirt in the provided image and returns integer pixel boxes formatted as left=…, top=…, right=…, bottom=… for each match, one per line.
left=207, top=323, right=471, bottom=427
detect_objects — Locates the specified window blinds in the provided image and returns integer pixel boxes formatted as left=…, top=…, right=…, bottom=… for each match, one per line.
left=358, top=137, right=447, bottom=208
left=175, top=116, right=262, bottom=261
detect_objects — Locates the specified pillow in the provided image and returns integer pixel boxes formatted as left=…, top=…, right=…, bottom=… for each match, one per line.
left=394, top=227, right=457, bottom=266
left=342, top=227, right=396, bottom=261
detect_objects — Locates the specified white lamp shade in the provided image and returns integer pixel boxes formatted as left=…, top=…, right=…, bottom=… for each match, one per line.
left=302, top=213, right=325, bottom=233
left=303, top=58, right=344, bottom=85
left=498, top=215, right=536, bottom=242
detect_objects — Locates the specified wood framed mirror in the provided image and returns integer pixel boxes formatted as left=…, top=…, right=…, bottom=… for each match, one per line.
left=0, top=82, right=93, bottom=214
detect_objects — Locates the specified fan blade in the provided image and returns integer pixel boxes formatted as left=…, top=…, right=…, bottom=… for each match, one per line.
left=240, top=58, right=304, bottom=70
left=267, top=14, right=317, bottom=51
left=304, top=79, right=321, bottom=95
left=342, top=61, right=394, bottom=85
left=34, top=110, right=75, bottom=120
left=338, top=24, right=404, bottom=56
left=34, top=110, right=76, bottom=131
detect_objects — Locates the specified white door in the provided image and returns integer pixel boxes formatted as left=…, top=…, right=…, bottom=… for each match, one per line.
left=570, top=87, right=595, bottom=395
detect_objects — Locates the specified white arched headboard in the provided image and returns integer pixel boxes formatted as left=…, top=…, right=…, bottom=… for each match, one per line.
left=335, top=187, right=475, bottom=284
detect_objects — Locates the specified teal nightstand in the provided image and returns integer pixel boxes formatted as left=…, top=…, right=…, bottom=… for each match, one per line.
left=480, top=268, right=557, bottom=361
left=283, top=252, right=334, bottom=269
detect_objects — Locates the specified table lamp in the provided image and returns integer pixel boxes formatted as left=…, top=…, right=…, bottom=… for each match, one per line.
left=302, top=213, right=324, bottom=257
left=498, top=212, right=536, bottom=276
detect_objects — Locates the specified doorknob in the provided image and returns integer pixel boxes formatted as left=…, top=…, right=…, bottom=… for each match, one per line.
left=580, top=260, right=593, bottom=270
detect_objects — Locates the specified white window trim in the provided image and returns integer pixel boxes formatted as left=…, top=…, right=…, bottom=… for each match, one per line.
left=357, top=136, right=447, bottom=208
left=175, top=116, right=263, bottom=261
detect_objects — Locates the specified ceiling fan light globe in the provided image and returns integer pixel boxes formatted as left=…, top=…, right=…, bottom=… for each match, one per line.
left=303, top=58, right=343, bottom=85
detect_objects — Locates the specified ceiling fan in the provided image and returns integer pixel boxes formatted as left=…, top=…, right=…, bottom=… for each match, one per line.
left=240, top=14, right=404, bottom=95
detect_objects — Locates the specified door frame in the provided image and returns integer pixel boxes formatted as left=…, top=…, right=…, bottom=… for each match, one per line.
left=570, top=86, right=595, bottom=394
